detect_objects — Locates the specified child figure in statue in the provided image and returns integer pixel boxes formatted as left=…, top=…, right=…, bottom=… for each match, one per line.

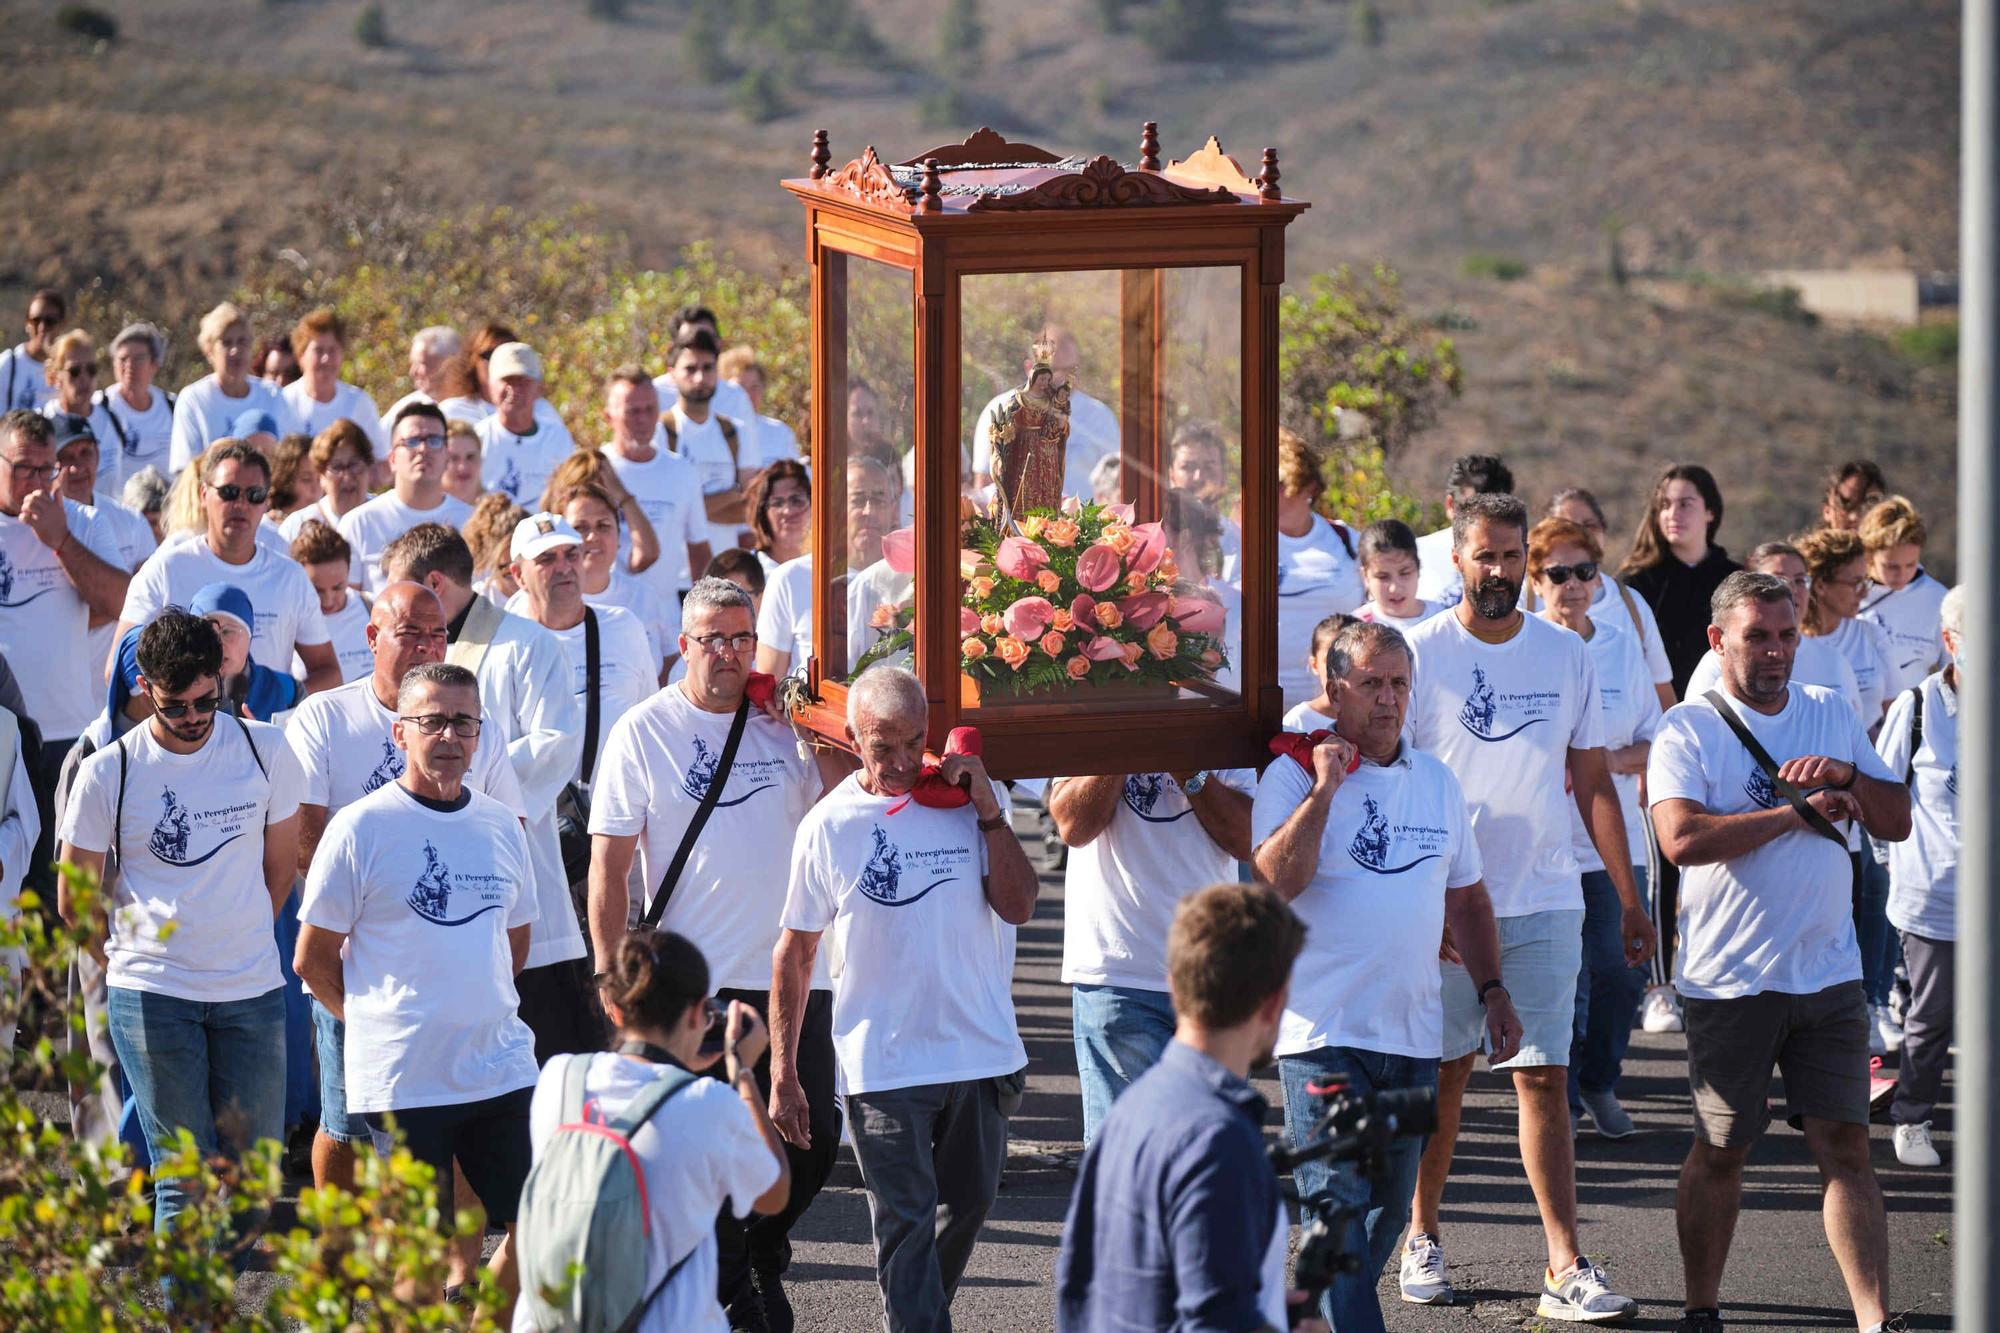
left=987, top=344, right=1072, bottom=530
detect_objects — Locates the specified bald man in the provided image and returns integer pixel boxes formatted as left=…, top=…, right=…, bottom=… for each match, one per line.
left=284, top=581, right=527, bottom=1195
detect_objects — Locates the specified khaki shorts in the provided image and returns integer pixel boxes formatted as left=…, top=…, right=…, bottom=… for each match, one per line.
left=1682, top=980, right=1869, bottom=1149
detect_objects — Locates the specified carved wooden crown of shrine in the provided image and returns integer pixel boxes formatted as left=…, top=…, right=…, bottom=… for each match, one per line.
left=796, top=123, right=1298, bottom=217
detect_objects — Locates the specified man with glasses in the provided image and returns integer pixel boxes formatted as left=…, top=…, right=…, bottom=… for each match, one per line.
left=49, top=417, right=158, bottom=692
left=57, top=608, right=307, bottom=1237
left=118, top=440, right=340, bottom=694
left=588, top=574, right=846, bottom=1332
left=336, top=402, right=474, bottom=594
left=92, top=323, right=177, bottom=491
left=295, top=661, right=539, bottom=1317
left=601, top=364, right=711, bottom=597
left=0, top=289, right=65, bottom=412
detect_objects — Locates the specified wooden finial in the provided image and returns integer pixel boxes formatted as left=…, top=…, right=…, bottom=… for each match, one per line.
left=1257, top=146, right=1281, bottom=201
left=810, top=129, right=831, bottom=180
left=920, top=157, right=944, bottom=212
left=1140, top=121, right=1161, bottom=172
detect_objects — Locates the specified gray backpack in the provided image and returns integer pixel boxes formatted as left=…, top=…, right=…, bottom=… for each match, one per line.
left=516, top=1056, right=701, bottom=1333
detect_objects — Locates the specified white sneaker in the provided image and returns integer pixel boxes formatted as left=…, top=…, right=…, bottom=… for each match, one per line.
left=1399, top=1231, right=1454, bottom=1305
left=1538, top=1257, right=1639, bottom=1322
left=1894, top=1121, right=1942, bottom=1167
left=1873, top=1003, right=1905, bottom=1055
left=1640, top=986, right=1683, bottom=1034
left=1867, top=1004, right=1889, bottom=1056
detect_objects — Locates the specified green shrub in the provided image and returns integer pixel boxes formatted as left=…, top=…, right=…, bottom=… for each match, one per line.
left=1461, top=251, right=1528, bottom=281
left=919, top=84, right=973, bottom=129
left=354, top=2, right=388, bottom=48
left=733, top=66, right=786, bottom=124
left=1351, top=0, right=1384, bottom=48
left=1141, top=0, right=1228, bottom=60
left=1894, top=320, right=1958, bottom=368
left=53, top=4, right=117, bottom=42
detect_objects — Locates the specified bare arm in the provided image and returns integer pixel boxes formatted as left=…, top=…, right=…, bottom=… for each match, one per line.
left=263, top=812, right=300, bottom=918
left=767, top=927, right=821, bottom=1149
left=687, top=540, right=713, bottom=584
left=587, top=832, right=639, bottom=967
left=1605, top=740, right=1650, bottom=777
left=1776, top=754, right=1912, bottom=843
left=1046, top=775, right=1123, bottom=848
left=1654, top=681, right=1676, bottom=714
left=702, top=489, right=748, bottom=525
left=1570, top=746, right=1654, bottom=965
left=296, top=803, right=328, bottom=879
left=294, top=923, right=348, bottom=1020
left=615, top=496, right=659, bottom=574
left=721, top=1005, right=791, bottom=1216
left=54, top=534, right=130, bottom=620
left=1651, top=796, right=1804, bottom=867
left=508, top=922, right=531, bottom=974
left=754, top=645, right=791, bottom=678
left=1250, top=738, right=1355, bottom=901
left=295, top=641, right=341, bottom=696
left=1180, top=775, right=1252, bottom=861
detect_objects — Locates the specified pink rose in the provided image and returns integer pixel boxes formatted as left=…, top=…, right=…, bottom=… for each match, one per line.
left=1171, top=594, right=1227, bottom=633
left=1051, top=609, right=1075, bottom=632
left=1093, top=602, right=1124, bottom=630
left=1116, top=591, right=1171, bottom=631
left=1003, top=596, right=1055, bottom=640
left=1125, top=522, right=1168, bottom=576
left=1035, top=568, right=1063, bottom=595
left=870, top=604, right=895, bottom=629
left=1075, top=543, right=1122, bottom=593
left=960, top=606, right=982, bottom=636
left=882, top=527, right=916, bottom=574
left=1118, top=641, right=1145, bottom=669
left=1039, top=630, right=1066, bottom=657
left=996, top=536, right=1050, bottom=581
left=1145, top=623, right=1179, bottom=660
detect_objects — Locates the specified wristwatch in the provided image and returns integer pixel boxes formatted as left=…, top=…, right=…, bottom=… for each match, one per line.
left=1181, top=770, right=1211, bottom=796
left=976, top=811, right=1009, bottom=832
left=1477, top=978, right=1508, bottom=1005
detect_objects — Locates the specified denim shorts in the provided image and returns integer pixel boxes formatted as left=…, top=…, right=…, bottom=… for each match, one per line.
left=1441, top=908, right=1584, bottom=1068
left=311, top=999, right=367, bottom=1145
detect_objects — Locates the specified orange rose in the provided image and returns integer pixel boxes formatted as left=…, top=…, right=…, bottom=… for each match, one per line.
left=870, top=604, right=895, bottom=629
left=980, top=612, right=1004, bottom=637
left=1146, top=623, right=1179, bottom=660
left=996, top=635, right=1030, bottom=669
left=1043, top=518, right=1081, bottom=547
left=1127, top=575, right=1150, bottom=596
left=1094, top=603, right=1124, bottom=629
left=1119, top=642, right=1145, bottom=668
left=1103, top=525, right=1135, bottom=556
left=1156, top=556, right=1180, bottom=581
left=971, top=576, right=996, bottom=599
left=1035, top=568, right=1063, bottom=594
left=1051, top=609, right=1075, bottom=632
left=1065, top=655, right=1091, bottom=679
left=963, top=637, right=989, bottom=661
left=1039, top=630, right=1067, bottom=657
left=1200, top=649, right=1223, bottom=668
left=1017, top=515, right=1046, bottom=540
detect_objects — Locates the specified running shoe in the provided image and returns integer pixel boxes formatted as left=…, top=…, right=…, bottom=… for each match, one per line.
left=1538, top=1257, right=1639, bottom=1323
left=1581, top=1088, right=1636, bottom=1139
left=1640, top=986, right=1683, bottom=1034
left=1399, top=1231, right=1454, bottom=1305
left=1893, top=1121, right=1942, bottom=1168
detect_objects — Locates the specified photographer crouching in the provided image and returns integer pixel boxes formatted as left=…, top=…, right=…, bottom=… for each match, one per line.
left=1055, top=883, right=1328, bottom=1333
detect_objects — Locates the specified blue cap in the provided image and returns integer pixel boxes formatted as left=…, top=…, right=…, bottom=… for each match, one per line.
left=228, top=408, right=281, bottom=439
left=189, top=582, right=256, bottom=637
left=104, top=625, right=145, bottom=729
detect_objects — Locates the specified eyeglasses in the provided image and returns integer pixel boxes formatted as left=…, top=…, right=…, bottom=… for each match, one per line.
left=395, top=432, right=448, bottom=452
left=765, top=493, right=810, bottom=513
left=1541, top=561, right=1599, bottom=586
left=399, top=713, right=484, bottom=738
left=321, top=458, right=365, bottom=475
left=62, top=364, right=96, bottom=379
left=5, top=458, right=57, bottom=483
left=208, top=483, right=270, bottom=505
left=153, top=690, right=223, bottom=719
left=690, top=632, right=757, bottom=655
left=26, top=313, right=60, bottom=328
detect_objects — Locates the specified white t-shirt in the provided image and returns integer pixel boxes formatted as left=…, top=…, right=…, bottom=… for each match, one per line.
left=667, top=405, right=759, bottom=554
left=278, top=496, right=350, bottom=544
left=1281, top=701, right=1337, bottom=733
left=749, top=413, right=802, bottom=466
left=337, top=491, right=475, bottom=594
left=58, top=716, right=305, bottom=1002
left=1252, top=745, right=1482, bottom=1058
left=1059, top=770, right=1255, bottom=991
left=1648, top=683, right=1893, bottom=999
left=757, top=555, right=813, bottom=670
left=285, top=677, right=526, bottom=817
left=282, top=379, right=388, bottom=455
left=1592, top=578, right=1673, bottom=688
left=1568, top=620, right=1660, bottom=872
left=782, top=773, right=1026, bottom=1094
left=598, top=569, right=680, bottom=671
left=605, top=443, right=710, bottom=594
left=1356, top=599, right=1443, bottom=632
left=514, top=1054, right=781, bottom=1333
left=476, top=412, right=577, bottom=508
left=169, top=375, right=301, bottom=474
left=0, top=344, right=52, bottom=412
left=535, top=604, right=655, bottom=786
left=1275, top=517, right=1365, bottom=710
left=970, top=386, right=1119, bottom=507
left=42, top=397, right=122, bottom=468
left=162, top=519, right=293, bottom=561
left=298, top=782, right=538, bottom=1112
left=0, top=501, right=126, bottom=740
left=123, top=536, right=330, bottom=668
left=1412, top=525, right=1461, bottom=607
left=1876, top=673, right=1956, bottom=941
left=1817, top=616, right=1893, bottom=725
left=1685, top=636, right=1863, bottom=722
left=1860, top=571, right=1949, bottom=701
left=94, top=386, right=178, bottom=490
left=437, top=395, right=493, bottom=425
left=1405, top=611, right=1603, bottom=917
left=85, top=494, right=159, bottom=695
left=306, top=592, right=374, bottom=684
left=590, top=683, right=824, bottom=990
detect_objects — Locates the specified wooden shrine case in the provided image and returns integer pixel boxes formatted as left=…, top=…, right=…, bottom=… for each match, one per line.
left=782, top=124, right=1308, bottom=778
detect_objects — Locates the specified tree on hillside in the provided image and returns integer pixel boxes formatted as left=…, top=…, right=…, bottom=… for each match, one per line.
left=1141, top=0, right=1228, bottom=60
left=1278, top=264, right=1463, bottom=463
left=938, top=0, right=983, bottom=69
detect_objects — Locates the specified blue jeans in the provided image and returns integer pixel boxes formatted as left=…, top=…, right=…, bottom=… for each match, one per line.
left=1279, top=1047, right=1438, bottom=1333
left=1855, top=839, right=1896, bottom=1007
left=1072, top=983, right=1176, bottom=1147
left=1569, top=868, right=1649, bottom=1110
left=106, top=985, right=286, bottom=1235
left=273, top=890, right=318, bottom=1134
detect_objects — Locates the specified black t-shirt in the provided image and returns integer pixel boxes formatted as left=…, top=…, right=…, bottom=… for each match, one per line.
left=1624, top=545, right=1741, bottom=698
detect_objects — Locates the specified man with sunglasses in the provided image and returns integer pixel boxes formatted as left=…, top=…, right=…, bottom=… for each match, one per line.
left=0, top=288, right=65, bottom=412
left=295, top=661, right=539, bottom=1317
left=336, top=402, right=474, bottom=595
left=57, top=608, right=308, bottom=1238
left=588, top=575, right=846, bottom=1333
left=117, top=440, right=340, bottom=695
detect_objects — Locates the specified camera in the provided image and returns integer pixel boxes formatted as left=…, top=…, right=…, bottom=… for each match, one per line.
left=1268, top=1078, right=1438, bottom=1326
left=699, top=997, right=729, bottom=1056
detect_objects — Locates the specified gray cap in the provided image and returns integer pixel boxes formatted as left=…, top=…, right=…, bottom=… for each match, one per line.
left=111, top=322, right=166, bottom=363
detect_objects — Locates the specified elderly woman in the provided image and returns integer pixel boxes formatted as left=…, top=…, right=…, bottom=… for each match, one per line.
left=1270, top=429, right=1363, bottom=711
left=1528, top=516, right=1657, bottom=1139
left=169, top=303, right=300, bottom=473
left=1874, top=585, right=1962, bottom=1169
left=278, top=420, right=375, bottom=542
left=279, top=308, right=387, bottom=455
left=743, top=459, right=811, bottom=576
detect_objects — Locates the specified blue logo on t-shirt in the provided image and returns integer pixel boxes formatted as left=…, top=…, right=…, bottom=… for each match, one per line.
left=1744, top=766, right=1778, bottom=809
left=855, top=825, right=951, bottom=908
left=1948, top=765, right=1959, bottom=797
left=406, top=840, right=504, bottom=927
left=1456, top=664, right=1550, bottom=743
left=495, top=456, right=522, bottom=501
left=1346, top=794, right=1444, bottom=875
left=147, top=788, right=245, bottom=867
left=679, top=737, right=774, bottom=807
left=363, top=739, right=403, bottom=793
left=1122, top=773, right=1188, bottom=824
left=0, top=549, right=54, bottom=609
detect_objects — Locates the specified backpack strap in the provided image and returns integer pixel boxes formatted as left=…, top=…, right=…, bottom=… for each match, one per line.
left=717, top=415, right=741, bottom=470
left=606, top=1065, right=704, bottom=1333
left=1702, top=690, right=1846, bottom=846
left=1326, top=516, right=1354, bottom=560
left=660, top=415, right=678, bottom=453
left=1904, top=685, right=1925, bottom=786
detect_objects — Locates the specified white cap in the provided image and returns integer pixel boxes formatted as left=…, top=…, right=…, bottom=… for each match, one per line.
left=488, top=341, right=542, bottom=382
left=511, top=512, right=582, bottom=563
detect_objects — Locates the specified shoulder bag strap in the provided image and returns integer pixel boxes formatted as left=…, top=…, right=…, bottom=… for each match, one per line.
left=235, top=712, right=268, bottom=779
left=580, top=609, right=601, bottom=784
left=660, top=415, right=678, bottom=453
left=639, top=697, right=751, bottom=929
left=96, top=390, right=135, bottom=455
left=1905, top=686, right=1925, bottom=786
left=1613, top=574, right=1641, bottom=628
left=1702, top=690, right=1846, bottom=846
left=113, top=735, right=130, bottom=870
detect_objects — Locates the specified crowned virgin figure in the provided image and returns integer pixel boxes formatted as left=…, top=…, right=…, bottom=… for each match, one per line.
left=986, top=344, right=1072, bottom=531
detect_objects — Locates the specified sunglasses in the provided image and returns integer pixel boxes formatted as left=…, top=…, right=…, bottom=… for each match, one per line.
left=1542, top=561, right=1599, bottom=586
left=26, top=313, right=61, bottom=328
left=153, top=691, right=223, bottom=719
left=208, top=483, right=270, bottom=505
left=63, top=364, right=96, bottom=379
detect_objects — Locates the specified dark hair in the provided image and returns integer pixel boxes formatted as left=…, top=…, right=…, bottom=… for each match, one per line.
left=1166, top=885, right=1306, bottom=1029
left=1710, top=570, right=1794, bottom=628
left=309, top=417, right=374, bottom=469
left=1620, top=463, right=1725, bottom=577
left=1324, top=620, right=1409, bottom=684
left=1162, top=486, right=1224, bottom=576
left=1, top=408, right=53, bottom=449
left=1170, top=421, right=1226, bottom=458
left=744, top=459, right=811, bottom=554
left=204, top=439, right=272, bottom=485
left=669, top=326, right=722, bottom=364
left=256, top=337, right=300, bottom=384
left=1825, top=459, right=1886, bottom=502
left=667, top=304, right=721, bottom=343
left=1309, top=612, right=1359, bottom=666
left=604, top=929, right=710, bottom=1036
left=381, top=522, right=476, bottom=588
left=1450, top=492, right=1530, bottom=552
left=290, top=518, right=353, bottom=567
left=1446, top=453, right=1513, bottom=496
left=469, top=323, right=519, bottom=398
left=396, top=661, right=478, bottom=711
left=389, top=399, right=448, bottom=435
left=27, top=288, right=66, bottom=321
left=136, top=608, right=223, bottom=693
left=1356, top=519, right=1418, bottom=570
left=704, top=547, right=767, bottom=595
left=268, top=433, right=316, bottom=511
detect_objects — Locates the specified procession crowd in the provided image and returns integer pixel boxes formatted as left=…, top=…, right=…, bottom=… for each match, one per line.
left=0, top=283, right=1958, bottom=1333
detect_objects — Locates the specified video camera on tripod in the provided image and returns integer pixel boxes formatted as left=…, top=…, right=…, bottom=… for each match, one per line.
left=1268, top=1076, right=1438, bottom=1327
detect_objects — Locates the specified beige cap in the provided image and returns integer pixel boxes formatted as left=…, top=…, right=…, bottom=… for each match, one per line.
left=488, top=341, right=542, bottom=382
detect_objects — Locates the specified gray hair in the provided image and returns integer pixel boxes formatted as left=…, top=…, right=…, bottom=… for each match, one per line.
left=397, top=661, right=479, bottom=711
left=112, top=321, right=167, bottom=364
left=683, top=575, right=754, bottom=623
left=121, top=464, right=171, bottom=516
left=1450, top=491, right=1529, bottom=552
left=412, top=325, right=462, bottom=359
left=1325, top=620, right=1410, bottom=684
left=1710, top=570, right=1794, bottom=626
left=847, top=664, right=927, bottom=733
left=1941, top=584, right=1964, bottom=638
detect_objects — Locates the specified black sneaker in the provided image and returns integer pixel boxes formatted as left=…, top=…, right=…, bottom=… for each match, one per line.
left=751, top=1250, right=794, bottom=1333
left=725, top=1286, right=770, bottom=1333
left=1677, top=1310, right=1724, bottom=1333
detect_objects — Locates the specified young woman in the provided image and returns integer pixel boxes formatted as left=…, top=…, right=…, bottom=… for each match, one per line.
left=443, top=419, right=486, bottom=506
left=1858, top=496, right=1949, bottom=700
left=1618, top=464, right=1739, bottom=700
left=742, top=460, right=811, bottom=576
left=1544, top=488, right=1674, bottom=712
left=1353, top=519, right=1440, bottom=630
left=266, top=434, right=323, bottom=530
